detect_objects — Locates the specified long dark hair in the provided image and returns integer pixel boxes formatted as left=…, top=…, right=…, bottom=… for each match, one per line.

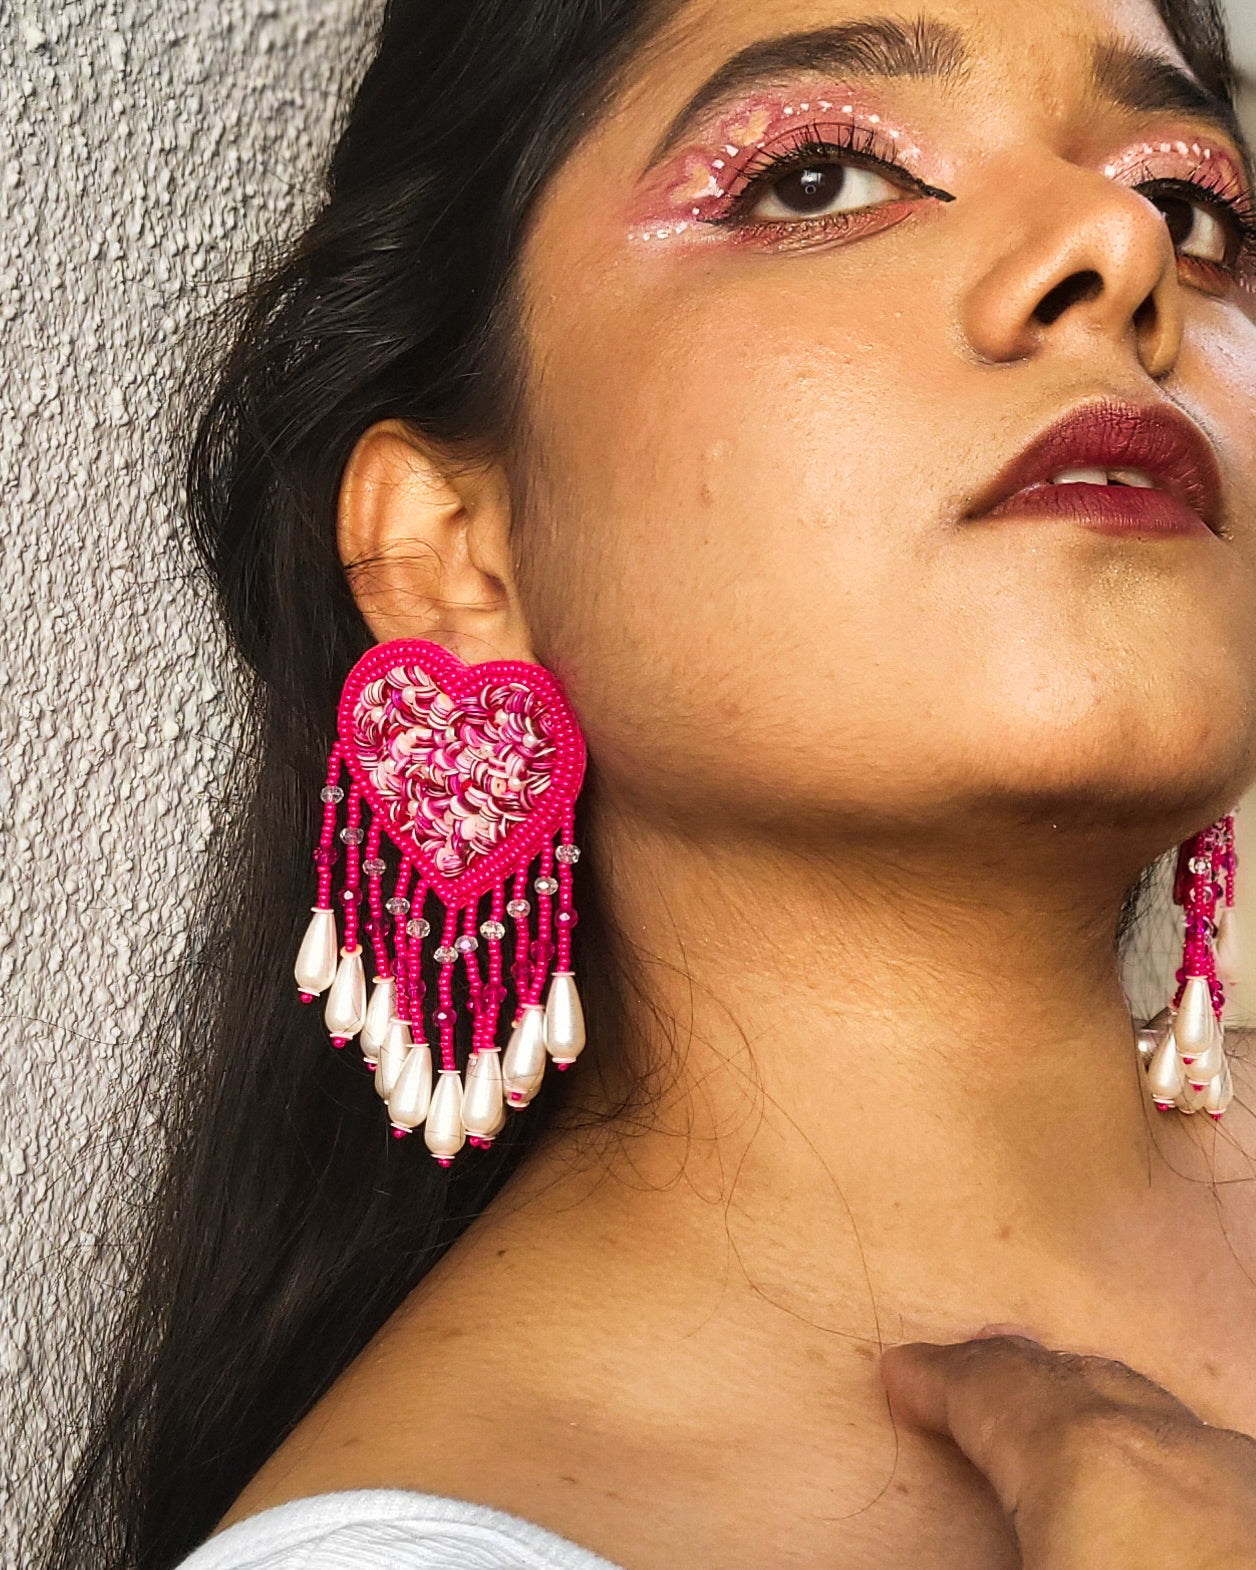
left=39, top=3, right=1243, bottom=1567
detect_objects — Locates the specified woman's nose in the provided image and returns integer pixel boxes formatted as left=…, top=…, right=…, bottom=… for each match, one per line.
left=960, top=158, right=1186, bottom=379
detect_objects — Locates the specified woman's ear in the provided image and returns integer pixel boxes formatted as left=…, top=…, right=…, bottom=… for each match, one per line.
left=336, top=419, right=536, bottom=664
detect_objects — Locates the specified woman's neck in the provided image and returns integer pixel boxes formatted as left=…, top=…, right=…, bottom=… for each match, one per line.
left=559, top=804, right=1219, bottom=1332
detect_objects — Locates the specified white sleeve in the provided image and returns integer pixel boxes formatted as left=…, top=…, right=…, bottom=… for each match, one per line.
left=173, top=1490, right=624, bottom=1570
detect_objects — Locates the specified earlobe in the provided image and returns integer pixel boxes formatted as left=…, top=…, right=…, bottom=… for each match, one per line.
left=336, top=419, right=534, bottom=663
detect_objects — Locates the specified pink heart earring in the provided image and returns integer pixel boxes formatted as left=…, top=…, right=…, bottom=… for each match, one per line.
left=293, top=639, right=588, bottom=1164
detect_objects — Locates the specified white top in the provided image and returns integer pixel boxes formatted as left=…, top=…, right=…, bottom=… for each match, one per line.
left=174, top=1490, right=624, bottom=1570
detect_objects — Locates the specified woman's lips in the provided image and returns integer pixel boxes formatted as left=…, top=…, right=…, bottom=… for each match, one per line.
left=969, top=400, right=1223, bottom=537
left=985, top=481, right=1210, bottom=536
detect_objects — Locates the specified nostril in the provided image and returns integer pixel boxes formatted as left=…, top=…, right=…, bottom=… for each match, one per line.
left=1033, top=269, right=1103, bottom=326
left=1132, top=291, right=1157, bottom=333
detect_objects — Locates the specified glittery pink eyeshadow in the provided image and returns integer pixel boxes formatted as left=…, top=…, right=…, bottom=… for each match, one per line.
left=627, top=87, right=928, bottom=244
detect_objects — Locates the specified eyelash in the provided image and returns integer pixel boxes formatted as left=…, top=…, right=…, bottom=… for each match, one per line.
left=1127, top=162, right=1256, bottom=283
left=714, top=120, right=1256, bottom=282
left=717, top=121, right=937, bottom=230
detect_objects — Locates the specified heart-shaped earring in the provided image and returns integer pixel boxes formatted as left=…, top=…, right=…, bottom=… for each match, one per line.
left=294, top=639, right=588, bottom=1163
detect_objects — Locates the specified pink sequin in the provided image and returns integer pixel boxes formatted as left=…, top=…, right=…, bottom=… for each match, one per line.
left=352, top=664, right=556, bottom=878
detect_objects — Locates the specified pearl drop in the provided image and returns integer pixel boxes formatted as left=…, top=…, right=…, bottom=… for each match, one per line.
left=1204, top=1059, right=1234, bottom=1120
left=543, top=972, right=586, bottom=1065
left=361, top=977, right=397, bottom=1060
left=1183, top=1032, right=1225, bottom=1090
left=424, top=1071, right=466, bottom=1161
left=1174, top=976, right=1219, bottom=1058
left=1216, top=906, right=1242, bottom=987
left=462, top=1049, right=505, bottom=1138
left=323, top=947, right=367, bottom=1038
left=294, top=908, right=338, bottom=995
left=374, top=1016, right=412, bottom=1098
left=1146, top=1030, right=1185, bottom=1107
left=502, top=1005, right=547, bottom=1106
left=387, top=1040, right=433, bottom=1130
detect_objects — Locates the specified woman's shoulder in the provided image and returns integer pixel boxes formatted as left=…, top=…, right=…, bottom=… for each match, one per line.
left=173, top=1489, right=624, bottom=1570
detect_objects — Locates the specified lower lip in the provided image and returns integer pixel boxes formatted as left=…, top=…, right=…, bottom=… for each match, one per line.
left=984, top=483, right=1211, bottom=536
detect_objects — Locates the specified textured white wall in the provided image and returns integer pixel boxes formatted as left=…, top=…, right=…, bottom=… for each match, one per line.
left=1, top=3, right=1254, bottom=1565
left=0, top=1, right=377, bottom=1561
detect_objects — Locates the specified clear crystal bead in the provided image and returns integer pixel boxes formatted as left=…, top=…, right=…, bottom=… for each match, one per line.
left=479, top=920, right=506, bottom=940
left=339, top=825, right=364, bottom=845
left=1189, top=856, right=1211, bottom=875
left=506, top=898, right=531, bottom=918
left=555, top=844, right=581, bottom=864
left=454, top=934, right=479, bottom=954
left=533, top=875, right=559, bottom=896
left=433, top=944, right=459, bottom=964
left=320, top=785, right=345, bottom=804
left=385, top=896, right=411, bottom=915
left=362, top=857, right=387, bottom=876
left=407, top=917, right=431, bottom=938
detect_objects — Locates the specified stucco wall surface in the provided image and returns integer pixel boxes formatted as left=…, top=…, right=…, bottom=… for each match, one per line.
left=2, top=3, right=1256, bottom=1567
left=0, top=2, right=376, bottom=1560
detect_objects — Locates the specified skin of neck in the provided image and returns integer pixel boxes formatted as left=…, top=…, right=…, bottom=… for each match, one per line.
left=541, top=794, right=1227, bottom=1346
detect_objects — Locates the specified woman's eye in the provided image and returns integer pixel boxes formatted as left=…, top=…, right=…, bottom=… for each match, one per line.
left=1145, top=189, right=1232, bottom=265
left=745, top=160, right=907, bottom=222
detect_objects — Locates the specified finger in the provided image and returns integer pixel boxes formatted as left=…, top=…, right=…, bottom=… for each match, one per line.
left=971, top=1326, right=1203, bottom=1422
left=879, top=1334, right=1201, bottom=1514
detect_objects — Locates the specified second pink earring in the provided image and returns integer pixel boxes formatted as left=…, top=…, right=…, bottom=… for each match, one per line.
left=293, top=639, right=589, bottom=1164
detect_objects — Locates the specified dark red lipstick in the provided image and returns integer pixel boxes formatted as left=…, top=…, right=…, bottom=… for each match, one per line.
left=969, top=401, right=1222, bottom=537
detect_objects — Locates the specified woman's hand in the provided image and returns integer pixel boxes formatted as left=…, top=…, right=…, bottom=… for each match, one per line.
left=880, top=1331, right=1256, bottom=1568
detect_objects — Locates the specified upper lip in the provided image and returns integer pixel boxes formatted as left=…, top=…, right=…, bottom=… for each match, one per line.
left=968, top=399, right=1223, bottom=530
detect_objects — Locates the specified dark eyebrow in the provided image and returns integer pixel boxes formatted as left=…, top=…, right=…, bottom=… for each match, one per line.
left=1090, top=43, right=1254, bottom=177
left=645, top=18, right=968, bottom=169
left=645, top=18, right=1253, bottom=182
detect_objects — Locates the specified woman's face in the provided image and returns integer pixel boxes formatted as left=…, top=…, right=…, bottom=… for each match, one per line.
left=509, top=0, right=1256, bottom=851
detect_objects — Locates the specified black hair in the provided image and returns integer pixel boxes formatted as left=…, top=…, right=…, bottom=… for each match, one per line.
left=37, top=3, right=1243, bottom=1567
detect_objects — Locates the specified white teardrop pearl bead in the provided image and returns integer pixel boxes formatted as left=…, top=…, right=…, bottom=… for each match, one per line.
left=324, top=947, right=368, bottom=1038
left=1183, top=1032, right=1225, bottom=1090
left=294, top=908, right=338, bottom=995
left=1203, top=1059, right=1234, bottom=1121
left=424, top=1070, right=466, bottom=1163
left=462, top=1049, right=505, bottom=1139
left=544, top=972, right=586, bottom=1065
left=374, top=1017, right=413, bottom=1100
left=1216, top=906, right=1242, bottom=987
left=1174, top=976, right=1219, bottom=1059
left=502, top=1006, right=547, bottom=1107
left=1147, top=1031, right=1185, bottom=1109
left=387, top=1041, right=433, bottom=1131
left=361, top=977, right=397, bottom=1061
